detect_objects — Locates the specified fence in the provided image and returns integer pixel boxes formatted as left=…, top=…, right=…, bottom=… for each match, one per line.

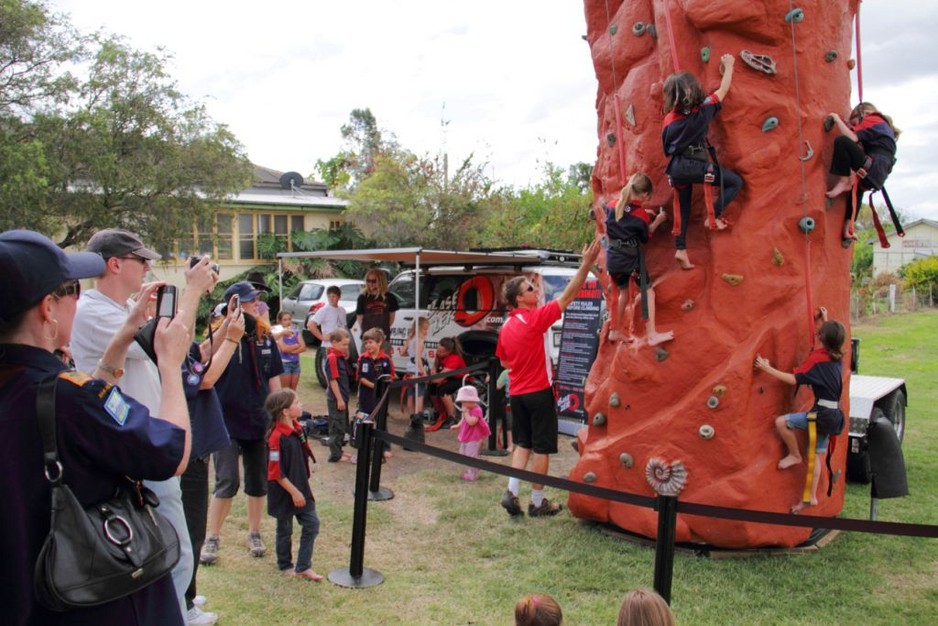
left=851, top=283, right=936, bottom=321
left=328, top=362, right=938, bottom=604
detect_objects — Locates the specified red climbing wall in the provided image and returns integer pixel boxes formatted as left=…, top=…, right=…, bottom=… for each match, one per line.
left=570, top=0, right=858, bottom=548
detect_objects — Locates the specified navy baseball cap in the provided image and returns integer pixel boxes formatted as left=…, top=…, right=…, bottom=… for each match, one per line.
left=224, top=281, right=259, bottom=303
left=0, top=229, right=106, bottom=325
left=87, top=228, right=161, bottom=260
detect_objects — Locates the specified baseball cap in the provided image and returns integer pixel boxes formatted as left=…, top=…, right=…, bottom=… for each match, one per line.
left=0, top=230, right=106, bottom=325
left=224, top=281, right=259, bottom=304
left=86, top=228, right=161, bottom=261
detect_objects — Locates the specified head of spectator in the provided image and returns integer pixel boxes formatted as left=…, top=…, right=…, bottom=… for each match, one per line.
left=514, top=593, right=563, bottom=626
left=246, top=270, right=271, bottom=294
left=86, top=228, right=161, bottom=301
left=224, top=281, right=260, bottom=317
left=616, top=588, right=675, bottom=626
left=0, top=230, right=104, bottom=349
left=363, top=268, right=389, bottom=299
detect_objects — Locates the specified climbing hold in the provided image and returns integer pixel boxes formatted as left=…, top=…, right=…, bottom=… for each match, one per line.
left=655, top=347, right=669, bottom=362
left=610, top=24, right=619, bottom=35
left=588, top=208, right=596, bottom=221
left=680, top=299, right=695, bottom=312
left=620, top=453, right=634, bottom=469
left=799, top=216, right=816, bottom=233
left=721, top=274, right=744, bottom=286
left=625, top=104, right=635, bottom=127
left=607, top=132, right=616, bottom=146
left=784, top=8, right=804, bottom=23
left=799, top=140, right=814, bottom=162
left=823, top=116, right=835, bottom=132
left=761, top=117, right=779, bottom=133
left=707, top=395, right=719, bottom=409
left=631, top=22, right=644, bottom=36
left=593, top=412, right=607, bottom=427
left=740, top=50, right=778, bottom=75
left=772, top=247, right=784, bottom=266
left=699, top=425, right=715, bottom=440
left=584, top=471, right=597, bottom=484
left=609, top=392, right=621, bottom=408
left=825, top=50, right=838, bottom=63
left=646, top=24, right=657, bottom=39
left=712, top=384, right=727, bottom=397
left=600, top=234, right=609, bottom=250
left=645, top=458, right=687, bottom=496
left=701, top=47, right=711, bottom=63
left=847, top=58, right=856, bottom=70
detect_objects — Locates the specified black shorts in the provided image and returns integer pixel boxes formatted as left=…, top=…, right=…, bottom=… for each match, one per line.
left=435, top=378, right=462, bottom=396
left=509, top=387, right=558, bottom=455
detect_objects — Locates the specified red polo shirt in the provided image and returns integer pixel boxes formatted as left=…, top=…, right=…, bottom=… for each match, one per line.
left=495, top=300, right=560, bottom=395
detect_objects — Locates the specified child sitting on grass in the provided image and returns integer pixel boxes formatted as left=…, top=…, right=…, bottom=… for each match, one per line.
left=265, top=389, right=323, bottom=581
left=450, top=385, right=491, bottom=480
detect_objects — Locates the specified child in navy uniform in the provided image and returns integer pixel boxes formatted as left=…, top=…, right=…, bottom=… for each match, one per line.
left=754, top=307, right=846, bottom=513
left=355, top=327, right=395, bottom=458
left=325, top=328, right=352, bottom=463
left=265, top=389, right=322, bottom=581
left=605, top=172, right=672, bottom=346
left=661, top=53, right=742, bottom=270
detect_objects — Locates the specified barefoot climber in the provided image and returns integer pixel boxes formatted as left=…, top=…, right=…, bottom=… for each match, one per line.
left=753, top=307, right=846, bottom=513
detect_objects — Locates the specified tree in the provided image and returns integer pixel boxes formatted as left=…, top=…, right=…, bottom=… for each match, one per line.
left=900, top=255, right=938, bottom=300
left=0, top=2, right=252, bottom=249
left=477, top=161, right=593, bottom=251
left=315, top=108, right=397, bottom=192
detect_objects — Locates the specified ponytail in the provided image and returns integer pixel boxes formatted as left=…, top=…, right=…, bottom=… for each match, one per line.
left=614, top=173, right=653, bottom=221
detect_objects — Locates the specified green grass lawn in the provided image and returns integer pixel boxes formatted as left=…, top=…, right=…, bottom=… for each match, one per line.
left=200, top=311, right=938, bottom=625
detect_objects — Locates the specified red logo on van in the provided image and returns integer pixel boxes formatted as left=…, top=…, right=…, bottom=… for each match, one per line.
left=454, top=276, right=495, bottom=327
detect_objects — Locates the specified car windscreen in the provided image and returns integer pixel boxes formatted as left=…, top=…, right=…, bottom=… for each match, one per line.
left=295, top=283, right=324, bottom=301
left=542, top=274, right=572, bottom=303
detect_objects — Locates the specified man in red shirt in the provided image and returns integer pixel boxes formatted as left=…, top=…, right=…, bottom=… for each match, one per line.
left=496, top=240, right=601, bottom=517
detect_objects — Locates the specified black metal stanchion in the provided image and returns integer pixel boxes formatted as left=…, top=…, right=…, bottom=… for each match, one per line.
left=652, top=495, right=678, bottom=604
left=368, top=376, right=393, bottom=501
left=328, top=420, right=384, bottom=588
left=482, top=356, right=509, bottom=457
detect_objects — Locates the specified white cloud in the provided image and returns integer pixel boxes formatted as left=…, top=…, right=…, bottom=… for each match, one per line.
left=47, top=0, right=937, bottom=220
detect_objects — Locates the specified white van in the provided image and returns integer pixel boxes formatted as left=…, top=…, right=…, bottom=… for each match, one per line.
left=364, top=256, right=588, bottom=372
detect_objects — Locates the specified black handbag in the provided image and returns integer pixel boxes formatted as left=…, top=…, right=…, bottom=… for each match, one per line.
left=33, top=374, right=181, bottom=611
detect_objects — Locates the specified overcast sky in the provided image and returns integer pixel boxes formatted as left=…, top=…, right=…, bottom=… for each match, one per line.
left=48, top=0, right=938, bottom=221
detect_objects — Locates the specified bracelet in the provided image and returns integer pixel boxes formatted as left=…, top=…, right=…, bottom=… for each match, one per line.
left=225, top=337, right=239, bottom=345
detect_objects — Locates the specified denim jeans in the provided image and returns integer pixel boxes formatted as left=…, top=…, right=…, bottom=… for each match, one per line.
left=275, top=503, right=320, bottom=573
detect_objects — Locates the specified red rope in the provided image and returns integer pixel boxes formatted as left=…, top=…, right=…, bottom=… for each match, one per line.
left=803, top=236, right=816, bottom=348
left=661, top=0, right=681, bottom=72
left=855, top=1, right=863, bottom=103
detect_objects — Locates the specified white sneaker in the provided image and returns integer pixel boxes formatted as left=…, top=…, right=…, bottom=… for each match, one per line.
left=193, top=595, right=207, bottom=607
left=187, top=605, right=218, bottom=625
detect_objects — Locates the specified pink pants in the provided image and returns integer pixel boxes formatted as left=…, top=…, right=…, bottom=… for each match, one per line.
left=459, top=439, right=483, bottom=480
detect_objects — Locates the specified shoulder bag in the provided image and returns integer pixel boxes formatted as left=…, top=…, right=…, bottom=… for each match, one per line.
left=33, top=374, right=180, bottom=611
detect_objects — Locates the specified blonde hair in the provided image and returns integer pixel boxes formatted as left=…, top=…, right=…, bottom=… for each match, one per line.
left=616, top=588, right=675, bottom=626
left=364, top=269, right=390, bottom=299
left=615, top=173, right=654, bottom=221
left=407, top=316, right=429, bottom=340
left=850, top=102, right=901, bottom=140
left=515, top=593, right=563, bottom=626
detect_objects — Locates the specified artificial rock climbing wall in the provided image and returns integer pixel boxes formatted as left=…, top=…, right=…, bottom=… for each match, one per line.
left=570, top=0, right=857, bottom=548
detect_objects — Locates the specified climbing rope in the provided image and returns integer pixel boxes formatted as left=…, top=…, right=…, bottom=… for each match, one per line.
left=661, top=0, right=681, bottom=72
left=603, top=0, right=628, bottom=187
left=787, top=0, right=816, bottom=348
left=855, top=1, right=863, bottom=103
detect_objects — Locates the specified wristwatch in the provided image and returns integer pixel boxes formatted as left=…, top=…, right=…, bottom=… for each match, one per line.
left=97, top=360, right=124, bottom=379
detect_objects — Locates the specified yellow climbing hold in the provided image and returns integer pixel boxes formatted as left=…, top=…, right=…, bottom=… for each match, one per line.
left=722, top=273, right=744, bottom=286
left=772, top=248, right=784, bottom=266
left=712, top=384, right=727, bottom=397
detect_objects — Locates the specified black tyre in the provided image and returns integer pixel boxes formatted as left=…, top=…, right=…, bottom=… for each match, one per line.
left=315, top=344, right=360, bottom=391
left=315, top=347, right=328, bottom=389
left=884, top=390, right=906, bottom=443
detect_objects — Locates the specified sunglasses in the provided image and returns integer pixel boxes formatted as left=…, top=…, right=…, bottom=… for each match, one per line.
left=53, top=280, right=81, bottom=299
left=366, top=279, right=378, bottom=284
left=118, top=255, right=148, bottom=264
left=524, top=284, right=535, bottom=292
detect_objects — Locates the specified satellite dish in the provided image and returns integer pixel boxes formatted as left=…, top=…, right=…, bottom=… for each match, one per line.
left=280, top=171, right=304, bottom=190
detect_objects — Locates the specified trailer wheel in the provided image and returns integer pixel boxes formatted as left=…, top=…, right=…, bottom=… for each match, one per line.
left=885, top=390, right=906, bottom=443
left=315, top=347, right=328, bottom=389
left=847, top=407, right=885, bottom=484
left=315, top=343, right=360, bottom=391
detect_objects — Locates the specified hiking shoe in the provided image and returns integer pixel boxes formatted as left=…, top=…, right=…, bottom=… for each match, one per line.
left=247, top=531, right=266, bottom=557
left=186, top=606, right=218, bottom=625
left=501, top=490, right=523, bottom=517
left=199, top=535, right=220, bottom=565
left=528, top=498, right=562, bottom=517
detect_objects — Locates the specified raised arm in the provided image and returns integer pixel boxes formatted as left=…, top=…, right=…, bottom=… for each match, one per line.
left=555, top=239, right=602, bottom=312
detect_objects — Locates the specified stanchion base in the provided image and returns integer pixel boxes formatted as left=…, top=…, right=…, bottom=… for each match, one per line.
left=482, top=448, right=509, bottom=457
left=328, top=567, right=384, bottom=588
left=368, top=487, right=394, bottom=501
